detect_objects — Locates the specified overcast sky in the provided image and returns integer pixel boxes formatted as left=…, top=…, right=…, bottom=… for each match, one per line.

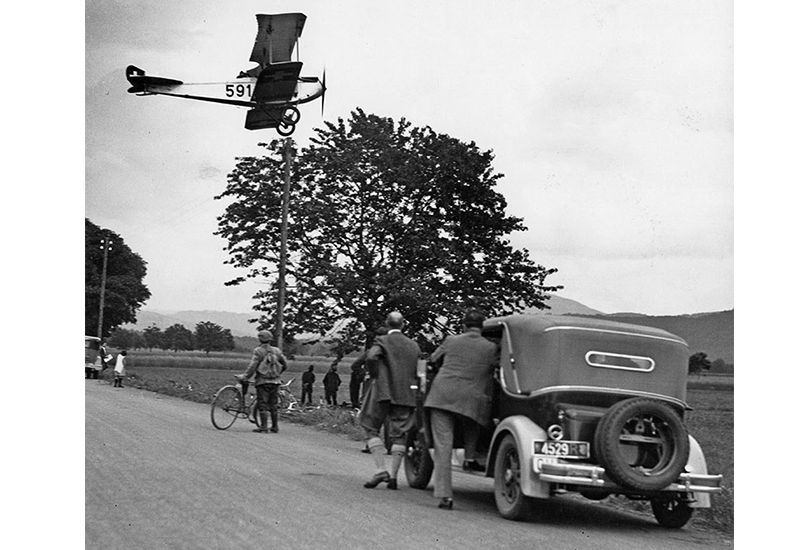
left=85, top=0, right=733, bottom=316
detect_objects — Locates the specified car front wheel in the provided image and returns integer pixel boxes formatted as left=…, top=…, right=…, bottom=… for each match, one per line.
left=404, top=426, right=433, bottom=489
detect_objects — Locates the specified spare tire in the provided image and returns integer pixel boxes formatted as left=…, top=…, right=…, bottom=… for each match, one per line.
left=594, top=398, right=690, bottom=491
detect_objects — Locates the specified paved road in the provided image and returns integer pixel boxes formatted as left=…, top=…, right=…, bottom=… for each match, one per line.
left=85, top=381, right=732, bottom=550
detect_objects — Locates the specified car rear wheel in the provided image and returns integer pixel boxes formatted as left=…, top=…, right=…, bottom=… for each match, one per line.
left=651, top=497, right=693, bottom=528
left=404, top=426, right=433, bottom=489
left=493, top=435, right=532, bottom=520
left=594, top=398, right=690, bottom=491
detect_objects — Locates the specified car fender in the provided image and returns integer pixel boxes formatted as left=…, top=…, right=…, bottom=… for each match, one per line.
left=487, top=415, right=551, bottom=499
left=686, top=434, right=711, bottom=508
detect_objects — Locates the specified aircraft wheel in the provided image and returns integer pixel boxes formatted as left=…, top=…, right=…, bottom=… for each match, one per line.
left=283, top=106, right=301, bottom=124
left=277, top=122, right=296, bottom=137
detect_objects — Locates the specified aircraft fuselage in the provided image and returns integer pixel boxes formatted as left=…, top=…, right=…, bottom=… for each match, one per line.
left=133, top=77, right=324, bottom=109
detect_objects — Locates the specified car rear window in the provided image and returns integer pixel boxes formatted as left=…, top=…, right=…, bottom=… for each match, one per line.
left=585, top=351, right=654, bottom=372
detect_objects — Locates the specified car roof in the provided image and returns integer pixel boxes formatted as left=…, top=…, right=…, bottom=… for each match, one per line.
left=483, top=314, right=686, bottom=346
left=483, top=314, right=690, bottom=405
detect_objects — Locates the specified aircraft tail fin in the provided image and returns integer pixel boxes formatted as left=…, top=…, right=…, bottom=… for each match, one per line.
left=126, top=65, right=183, bottom=93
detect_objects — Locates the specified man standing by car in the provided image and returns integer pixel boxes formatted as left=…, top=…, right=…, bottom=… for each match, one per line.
left=361, top=312, right=420, bottom=490
left=424, top=309, right=499, bottom=510
left=236, top=330, right=287, bottom=433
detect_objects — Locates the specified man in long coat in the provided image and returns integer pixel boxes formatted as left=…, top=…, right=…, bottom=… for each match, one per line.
left=424, top=309, right=499, bottom=509
left=360, top=312, right=420, bottom=490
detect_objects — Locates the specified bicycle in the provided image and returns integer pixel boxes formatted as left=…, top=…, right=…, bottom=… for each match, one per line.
left=278, top=377, right=300, bottom=412
left=210, top=380, right=261, bottom=430
left=211, top=378, right=300, bottom=430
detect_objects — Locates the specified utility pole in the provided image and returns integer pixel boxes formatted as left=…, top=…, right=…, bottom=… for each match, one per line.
left=97, top=235, right=112, bottom=340
left=275, top=138, right=292, bottom=350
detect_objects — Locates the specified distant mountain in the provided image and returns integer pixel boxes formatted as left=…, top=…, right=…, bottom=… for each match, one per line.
left=125, top=309, right=259, bottom=337
left=589, top=310, right=734, bottom=364
left=126, top=298, right=734, bottom=363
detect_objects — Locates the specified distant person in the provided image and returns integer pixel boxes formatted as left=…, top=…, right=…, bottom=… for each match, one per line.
left=236, top=330, right=287, bottom=433
left=323, top=364, right=342, bottom=406
left=301, top=365, right=316, bottom=405
left=99, top=342, right=110, bottom=373
left=113, top=350, right=128, bottom=388
left=424, top=309, right=499, bottom=510
left=349, top=355, right=366, bottom=408
left=361, top=312, right=421, bottom=490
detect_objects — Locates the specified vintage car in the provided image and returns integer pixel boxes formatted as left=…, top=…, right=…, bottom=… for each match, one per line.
left=403, top=314, right=723, bottom=528
left=85, top=335, right=102, bottom=379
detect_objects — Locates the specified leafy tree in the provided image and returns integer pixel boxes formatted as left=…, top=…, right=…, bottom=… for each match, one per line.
left=194, top=321, right=235, bottom=354
left=163, top=324, right=194, bottom=351
left=107, top=328, right=147, bottom=350
left=85, top=219, right=151, bottom=338
left=710, top=358, right=734, bottom=374
left=688, top=352, right=712, bottom=375
left=215, top=109, right=561, bottom=352
left=143, top=324, right=165, bottom=350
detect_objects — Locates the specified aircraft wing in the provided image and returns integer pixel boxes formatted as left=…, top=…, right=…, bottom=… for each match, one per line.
left=251, top=61, right=302, bottom=103
left=249, top=13, right=306, bottom=68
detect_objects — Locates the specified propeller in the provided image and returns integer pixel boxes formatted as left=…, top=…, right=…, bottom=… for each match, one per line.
left=320, top=68, right=327, bottom=118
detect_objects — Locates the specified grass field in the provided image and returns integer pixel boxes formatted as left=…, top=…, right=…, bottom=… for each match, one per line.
left=102, top=355, right=733, bottom=536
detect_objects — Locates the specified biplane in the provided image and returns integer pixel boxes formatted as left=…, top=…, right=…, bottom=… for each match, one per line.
left=126, top=13, right=325, bottom=136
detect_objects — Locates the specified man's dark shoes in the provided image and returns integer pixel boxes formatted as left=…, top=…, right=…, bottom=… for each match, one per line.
left=438, top=498, right=454, bottom=510
left=463, top=460, right=485, bottom=473
left=364, top=471, right=390, bottom=488
left=387, top=478, right=398, bottom=490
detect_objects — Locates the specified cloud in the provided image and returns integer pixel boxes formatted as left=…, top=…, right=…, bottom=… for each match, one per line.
left=84, top=0, right=733, bottom=316
left=86, top=0, right=208, bottom=52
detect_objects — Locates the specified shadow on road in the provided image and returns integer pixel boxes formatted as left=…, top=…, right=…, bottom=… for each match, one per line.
left=453, top=487, right=656, bottom=531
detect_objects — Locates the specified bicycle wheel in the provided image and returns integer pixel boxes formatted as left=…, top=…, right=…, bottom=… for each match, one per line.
left=211, top=386, right=243, bottom=430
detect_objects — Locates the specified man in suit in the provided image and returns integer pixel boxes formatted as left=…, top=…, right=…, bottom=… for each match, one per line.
left=360, top=312, right=421, bottom=490
left=424, top=309, right=500, bottom=510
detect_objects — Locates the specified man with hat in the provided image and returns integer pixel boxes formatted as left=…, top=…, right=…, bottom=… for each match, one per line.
left=236, top=329, right=287, bottom=433
left=424, top=309, right=499, bottom=510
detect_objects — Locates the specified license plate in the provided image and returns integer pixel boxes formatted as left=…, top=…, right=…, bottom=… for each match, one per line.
left=534, top=440, right=590, bottom=459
